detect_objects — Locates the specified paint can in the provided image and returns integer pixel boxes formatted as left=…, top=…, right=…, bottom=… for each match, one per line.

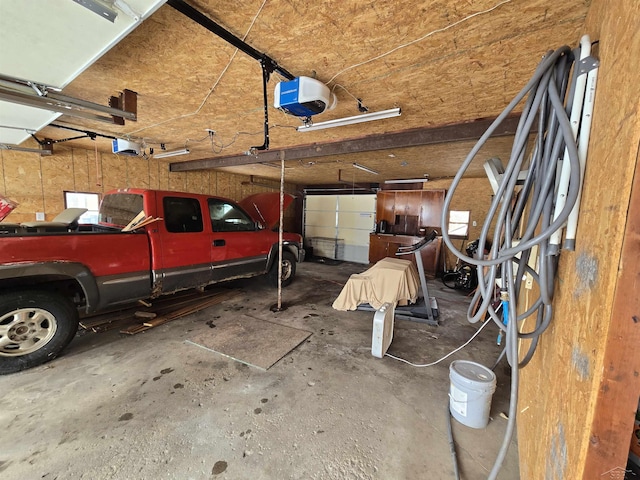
left=449, top=360, right=497, bottom=429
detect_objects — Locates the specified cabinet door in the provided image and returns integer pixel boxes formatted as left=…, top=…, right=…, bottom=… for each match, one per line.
left=376, top=192, right=395, bottom=224
left=368, top=234, right=389, bottom=263
left=419, top=190, right=445, bottom=229
left=418, top=237, right=442, bottom=278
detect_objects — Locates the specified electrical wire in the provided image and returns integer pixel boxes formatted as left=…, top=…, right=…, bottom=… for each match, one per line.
left=325, top=0, right=514, bottom=86
left=440, top=41, right=589, bottom=480
left=385, top=318, right=492, bottom=367
left=127, top=0, right=268, bottom=136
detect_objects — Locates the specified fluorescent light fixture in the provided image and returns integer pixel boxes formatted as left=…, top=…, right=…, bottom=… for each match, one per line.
left=154, top=148, right=190, bottom=159
left=384, top=178, right=429, bottom=184
left=297, top=108, right=401, bottom=132
left=352, top=163, right=379, bottom=175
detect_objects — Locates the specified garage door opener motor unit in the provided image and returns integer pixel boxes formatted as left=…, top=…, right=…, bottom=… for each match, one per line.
left=274, top=76, right=337, bottom=117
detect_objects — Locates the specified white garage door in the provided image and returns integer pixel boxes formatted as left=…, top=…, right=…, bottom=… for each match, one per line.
left=304, top=194, right=376, bottom=264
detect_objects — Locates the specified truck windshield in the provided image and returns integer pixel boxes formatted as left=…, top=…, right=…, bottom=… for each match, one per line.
left=99, top=193, right=144, bottom=227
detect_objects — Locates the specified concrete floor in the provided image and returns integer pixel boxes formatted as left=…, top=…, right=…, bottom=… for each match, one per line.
left=0, top=260, right=519, bottom=480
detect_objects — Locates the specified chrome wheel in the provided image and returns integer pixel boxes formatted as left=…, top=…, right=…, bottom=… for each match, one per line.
left=280, top=258, right=293, bottom=281
left=0, top=308, right=58, bottom=357
left=268, top=251, right=296, bottom=288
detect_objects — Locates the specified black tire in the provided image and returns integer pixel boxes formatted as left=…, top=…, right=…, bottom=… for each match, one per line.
left=442, top=271, right=460, bottom=289
left=268, top=251, right=297, bottom=288
left=0, top=290, right=79, bottom=375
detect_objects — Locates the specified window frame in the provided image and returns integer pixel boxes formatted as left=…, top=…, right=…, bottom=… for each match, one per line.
left=64, top=190, right=101, bottom=224
left=447, top=210, right=470, bottom=238
left=208, top=198, right=256, bottom=232
left=163, top=196, right=204, bottom=233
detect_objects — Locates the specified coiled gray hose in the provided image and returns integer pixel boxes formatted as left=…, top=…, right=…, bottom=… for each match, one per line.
left=441, top=44, right=583, bottom=480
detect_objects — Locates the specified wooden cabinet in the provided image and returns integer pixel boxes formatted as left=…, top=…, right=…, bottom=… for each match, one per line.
left=375, top=189, right=445, bottom=235
left=369, top=233, right=442, bottom=278
left=368, top=189, right=445, bottom=277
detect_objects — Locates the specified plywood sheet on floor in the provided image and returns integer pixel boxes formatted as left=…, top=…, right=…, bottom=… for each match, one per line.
left=186, top=315, right=311, bottom=370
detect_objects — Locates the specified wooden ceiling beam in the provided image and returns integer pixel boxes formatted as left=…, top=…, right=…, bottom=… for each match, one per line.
left=170, top=114, right=525, bottom=172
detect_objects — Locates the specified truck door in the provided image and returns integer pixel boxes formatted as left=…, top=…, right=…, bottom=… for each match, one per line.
left=158, top=195, right=213, bottom=292
left=207, top=198, right=273, bottom=282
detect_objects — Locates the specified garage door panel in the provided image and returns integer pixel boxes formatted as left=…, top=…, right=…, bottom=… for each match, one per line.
left=305, top=195, right=337, bottom=210
left=337, top=211, right=375, bottom=230
left=304, top=194, right=375, bottom=264
left=305, top=210, right=337, bottom=227
left=338, top=229, right=370, bottom=244
left=338, top=195, right=376, bottom=212
left=304, top=225, right=336, bottom=239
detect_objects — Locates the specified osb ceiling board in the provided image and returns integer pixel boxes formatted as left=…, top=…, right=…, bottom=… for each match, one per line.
left=30, top=0, right=588, bottom=185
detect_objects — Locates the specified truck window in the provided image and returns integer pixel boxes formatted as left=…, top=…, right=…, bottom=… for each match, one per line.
left=164, top=197, right=203, bottom=233
left=209, top=199, right=255, bottom=232
left=99, top=193, right=144, bottom=227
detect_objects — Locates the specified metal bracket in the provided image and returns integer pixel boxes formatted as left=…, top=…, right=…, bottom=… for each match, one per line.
left=578, top=55, right=600, bottom=75
left=0, top=79, right=137, bottom=125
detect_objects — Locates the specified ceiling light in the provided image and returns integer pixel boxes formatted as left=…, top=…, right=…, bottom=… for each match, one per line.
left=154, top=148, right=190, bottom=159
left=297, top=108, right=401, bottom=132
left=384, top=178, right=430, bottom=184
left=353, top=163, right=379, bottom=175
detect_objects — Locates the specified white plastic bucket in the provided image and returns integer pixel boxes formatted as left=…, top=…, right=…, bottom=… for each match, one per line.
left=449, top=360, right=497, bottom=429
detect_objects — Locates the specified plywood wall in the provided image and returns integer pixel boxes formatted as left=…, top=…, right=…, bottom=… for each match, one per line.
left=517, top=1, right=640, bottom=479
left=0, top=144, right=296, bottom=225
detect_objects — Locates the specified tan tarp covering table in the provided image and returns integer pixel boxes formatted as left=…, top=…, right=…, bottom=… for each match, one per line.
left=332, top=257, right=420, bottom=311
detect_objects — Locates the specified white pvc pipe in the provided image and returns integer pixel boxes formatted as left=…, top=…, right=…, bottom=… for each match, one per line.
left=549, top=35, right=591, bottom=253
left=564, top=52, right=599, bottom=250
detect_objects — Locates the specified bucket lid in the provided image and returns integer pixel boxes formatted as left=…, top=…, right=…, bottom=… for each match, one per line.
left=450, top=360, right=496, bottom=385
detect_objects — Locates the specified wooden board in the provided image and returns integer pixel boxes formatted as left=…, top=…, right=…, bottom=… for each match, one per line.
left=187, top=315, right=312, bottom=370
left=79, top=289, right=239, bottom=333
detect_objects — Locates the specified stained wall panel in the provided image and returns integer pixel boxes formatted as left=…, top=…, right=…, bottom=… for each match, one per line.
left=72, top=149, right=91, bottom=192
left=216, top=172, right=232, bottom=199
left=147, top=158, right=160, bottom=190
left=167, top=169, right=186, bottom=192
left=101, top=153, right=129, bottom=192
left=3, top=151, right=42, bottom=196
left=126, top=155, right=151, bottom=189
left=42, top=151, right=73, bottom=214
left=209, top=170, right=219, bottom=195
left=185, top=170, right=208, bottom=194
left=0, top=146, right=294, bottom=228
left=156, top=159, right=170, bottom=191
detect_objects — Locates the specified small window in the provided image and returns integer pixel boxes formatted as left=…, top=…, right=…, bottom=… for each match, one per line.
left=65, top=191, right=100, bottom=224
left=448, top=210, right=470, bottom=237
left=208, top=199, right=255, bottom=232
left=164, top=197, right=203, bottom=233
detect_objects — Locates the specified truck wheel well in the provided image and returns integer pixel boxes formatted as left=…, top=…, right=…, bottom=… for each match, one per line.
left=0, top=276, right=85, bottom=307
left=268, top=243, right=299, bottom=268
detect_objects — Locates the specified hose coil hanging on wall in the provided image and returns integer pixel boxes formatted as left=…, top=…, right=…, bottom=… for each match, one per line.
left=441, top=36, right=598, bottom=480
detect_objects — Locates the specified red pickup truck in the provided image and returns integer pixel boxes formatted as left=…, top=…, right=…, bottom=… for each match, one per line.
left=0, top=188, right=304, bottom=374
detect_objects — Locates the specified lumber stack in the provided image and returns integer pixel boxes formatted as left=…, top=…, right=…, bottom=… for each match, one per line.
left=78, top=289, right=240, bottom=335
